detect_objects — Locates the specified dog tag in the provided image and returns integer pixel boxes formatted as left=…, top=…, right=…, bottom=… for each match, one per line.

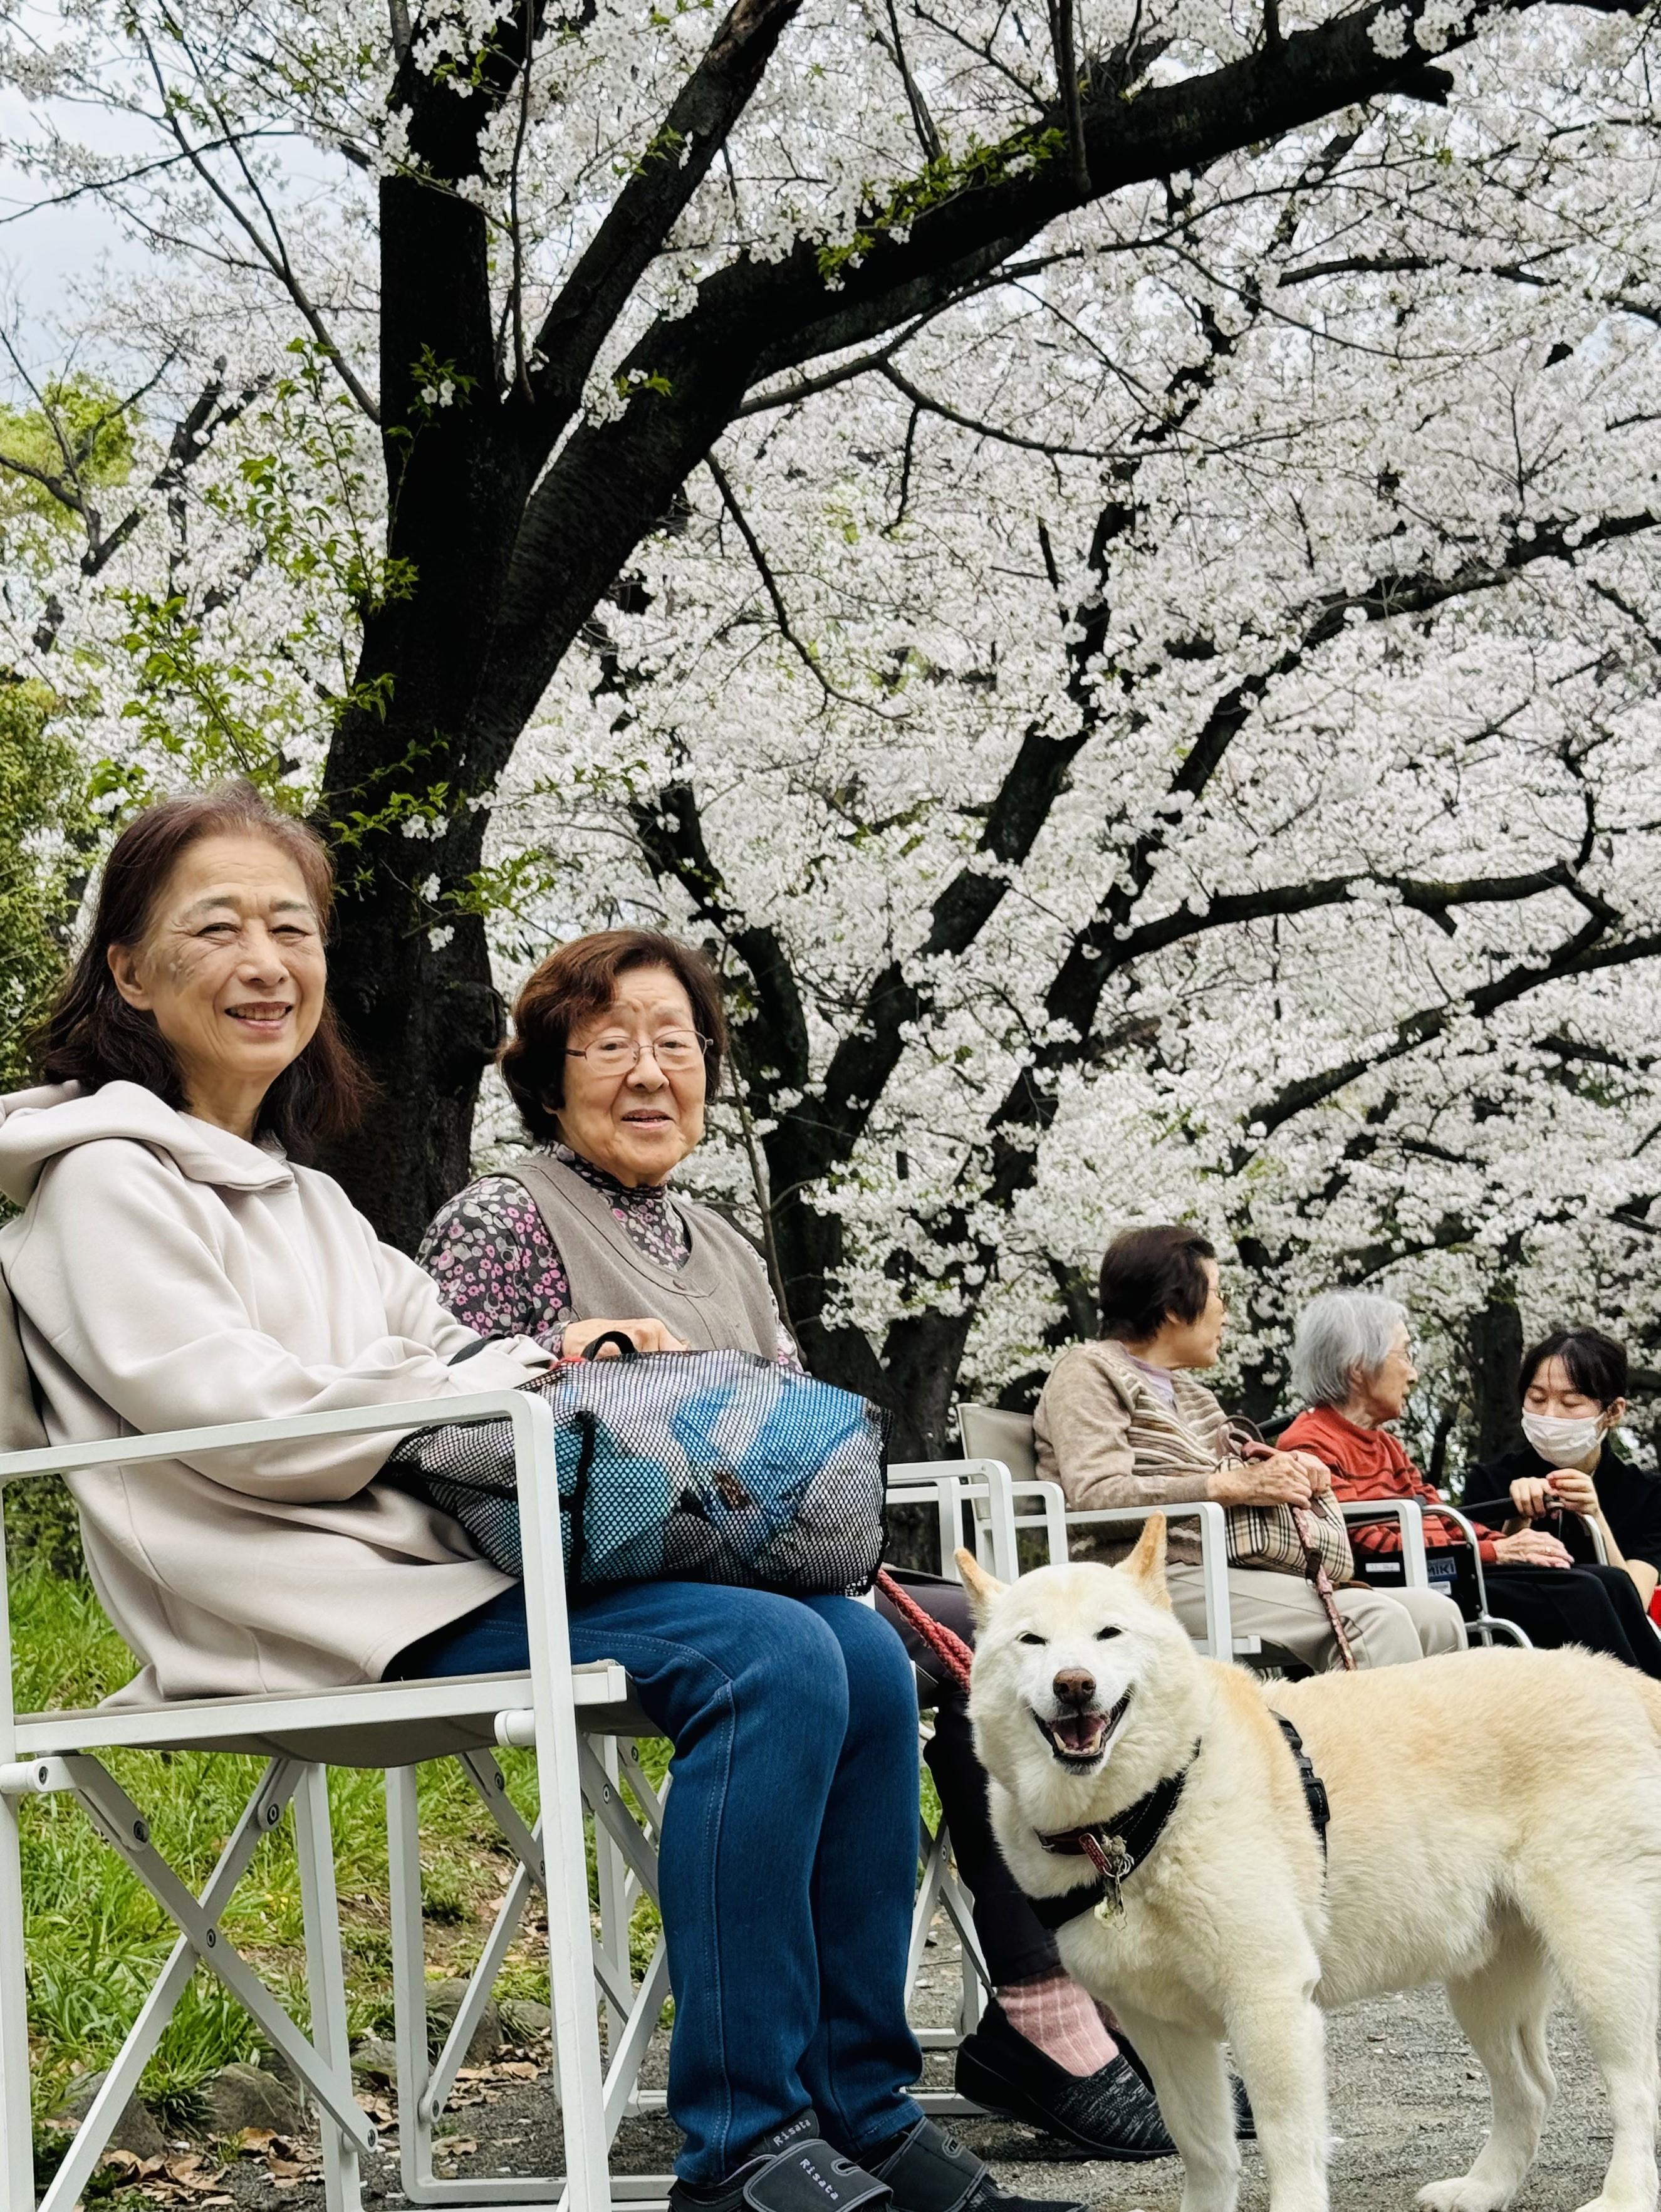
left=1088, top=1835, right=1134, bottom=1921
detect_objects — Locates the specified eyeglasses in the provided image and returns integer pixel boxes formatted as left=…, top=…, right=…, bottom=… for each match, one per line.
left=565, top=1028, right=707, bottom=1075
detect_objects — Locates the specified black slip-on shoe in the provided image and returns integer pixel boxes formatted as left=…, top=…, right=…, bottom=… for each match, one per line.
left=668, top=2112, right=891, bottom=2212
left=867, top=2114, right=1088, bottom=2212
left=954, top=2001, right=1174, bottom=2162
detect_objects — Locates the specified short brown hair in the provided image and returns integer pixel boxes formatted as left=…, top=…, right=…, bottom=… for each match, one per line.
left=500, top=929, right=727, bottom=1144
left=1098, top=1223, right=1217, bottom=1342
left=39, top=779, right=370, bottom=1158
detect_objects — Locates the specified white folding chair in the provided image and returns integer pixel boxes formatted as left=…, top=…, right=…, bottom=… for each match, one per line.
left=0, top=1389, right=661, bottom=2212
left=954, top=1404, right=1255, bottom=1660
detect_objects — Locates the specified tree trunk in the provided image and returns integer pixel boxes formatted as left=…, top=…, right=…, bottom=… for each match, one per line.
left=1467, top=1296, right=1525, bottom=1464
left=320, top=880, right=502, bottom=1252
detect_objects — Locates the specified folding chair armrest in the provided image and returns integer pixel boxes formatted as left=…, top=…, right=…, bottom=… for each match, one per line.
left=1335, top=1497, right=1430, bottom=1587
left=0, top=1389, right=563, bottom=1740
left=887, top=1459, right=1012, bottom=1580
left=0, top=1386, right=546, bottom=1489
left=1007, top=1479, right=1069, bottom=1568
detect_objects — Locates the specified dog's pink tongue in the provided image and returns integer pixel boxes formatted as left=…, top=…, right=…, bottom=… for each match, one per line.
left=1056, top=1713, right=1103, bottom=1751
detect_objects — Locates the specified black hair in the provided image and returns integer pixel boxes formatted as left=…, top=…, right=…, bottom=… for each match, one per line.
left=1098, top=1224, right=1217, bottom=1342
left=1518, top=1327, right=1628, bottom=1409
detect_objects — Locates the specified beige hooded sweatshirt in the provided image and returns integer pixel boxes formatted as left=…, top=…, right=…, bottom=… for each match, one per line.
left=0, top=1080, right=551, bottom=1704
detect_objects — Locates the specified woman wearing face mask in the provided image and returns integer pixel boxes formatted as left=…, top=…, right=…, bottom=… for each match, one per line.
left=1280, top=1296, right=1661, bottom=1676
left=1463, top=1329, right=1661, bottom=1657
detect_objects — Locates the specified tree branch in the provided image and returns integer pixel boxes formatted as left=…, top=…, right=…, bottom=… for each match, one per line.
left=706, top=453, right=901, bottom=716
left=1242, top=924, right=1661, bottom=1144
left=521, top=0, right=803, bottom=429
left=140, top=31, right=377, bottom=422
left=629, top=777, right=813, bottom=1103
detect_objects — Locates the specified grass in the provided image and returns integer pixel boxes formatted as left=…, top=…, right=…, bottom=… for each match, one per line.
left=11, top=1539, right=672, bottom=2129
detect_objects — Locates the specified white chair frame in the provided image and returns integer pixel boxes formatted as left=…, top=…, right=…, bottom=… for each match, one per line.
left=880, top=1459, right=1013, bottom=2113
left=954, top=1402, right=1441, bottom=1667
left=1, top=1389, right=630, bottom=2212
left=3, top=1413, right=1040, bottom=2209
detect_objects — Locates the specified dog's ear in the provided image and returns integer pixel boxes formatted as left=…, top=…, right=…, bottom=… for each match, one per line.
left=1120, top=1513, right=1170, bottom=1607
left=955, top=1548, right=1006, bottom=1623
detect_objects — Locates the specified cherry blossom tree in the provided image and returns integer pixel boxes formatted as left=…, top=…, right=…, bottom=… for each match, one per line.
left=6, top=0, right=1661, bottom=1453
left=1, top=0, right=1655, bottom=1261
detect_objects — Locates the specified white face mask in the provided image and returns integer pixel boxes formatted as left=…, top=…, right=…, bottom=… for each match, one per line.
left=1521, top=1410, right=1605, bottom=1469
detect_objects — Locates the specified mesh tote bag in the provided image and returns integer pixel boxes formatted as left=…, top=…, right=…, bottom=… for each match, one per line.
left=389, top=1337, right=889, bottom=1598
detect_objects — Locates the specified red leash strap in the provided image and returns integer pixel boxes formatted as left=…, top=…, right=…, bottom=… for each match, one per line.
left=876, top=1569, right=976, bottom=1694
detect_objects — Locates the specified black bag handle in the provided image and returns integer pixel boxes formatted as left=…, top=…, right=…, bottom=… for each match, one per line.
left=578, top=1329, right=645, bottom=1362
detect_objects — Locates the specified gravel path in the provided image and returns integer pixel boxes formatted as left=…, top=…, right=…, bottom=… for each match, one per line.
left=159, top=1943, right=1618, bottom=2212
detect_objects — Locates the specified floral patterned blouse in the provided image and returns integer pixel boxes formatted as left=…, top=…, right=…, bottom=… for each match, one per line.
left=420, top=1146, right=797, bottom=1365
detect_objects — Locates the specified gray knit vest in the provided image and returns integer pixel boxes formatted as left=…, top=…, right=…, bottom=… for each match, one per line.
left=502, top=1153, right=779, bottom=1356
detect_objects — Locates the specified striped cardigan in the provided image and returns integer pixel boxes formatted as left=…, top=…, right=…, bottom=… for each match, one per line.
left=1034, top=1338, right=1233, bottom=1565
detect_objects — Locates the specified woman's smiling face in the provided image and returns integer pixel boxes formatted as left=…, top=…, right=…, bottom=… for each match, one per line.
left=107, top=831, right=326, bottom=1137
left=555, top=963, right=707, bottom=1186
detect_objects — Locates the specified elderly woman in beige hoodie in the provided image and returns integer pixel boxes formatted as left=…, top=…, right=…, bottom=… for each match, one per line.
left=0, top=780, right=1073, bottom=2212
left=0, top=787, right=552, bottom=1704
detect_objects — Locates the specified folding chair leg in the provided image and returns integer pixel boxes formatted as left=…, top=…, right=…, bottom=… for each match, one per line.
left=0, top=1785, right=34, bottom=2208
left=595, top=1738, right=631, bottom=2054
left=294, top=1763, right=365, bottom=2212
left=387, top=1762, right=445, bottom=2206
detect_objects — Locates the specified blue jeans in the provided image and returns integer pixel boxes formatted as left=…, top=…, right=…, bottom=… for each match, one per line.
left=390, top=1581, right=924, bottom=2183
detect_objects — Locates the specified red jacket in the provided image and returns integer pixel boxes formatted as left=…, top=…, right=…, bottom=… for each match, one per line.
left=1278, top=1405, right=1499, bottom=1563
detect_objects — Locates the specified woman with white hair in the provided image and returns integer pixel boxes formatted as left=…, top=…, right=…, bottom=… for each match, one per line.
left=1279, top=1291, right=1661, bottom=1675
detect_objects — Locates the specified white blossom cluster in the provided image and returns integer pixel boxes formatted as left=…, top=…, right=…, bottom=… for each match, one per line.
left=5, top=0, right=1661, bottom=1450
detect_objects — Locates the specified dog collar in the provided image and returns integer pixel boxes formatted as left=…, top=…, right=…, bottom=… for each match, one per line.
left=1029, top=1745, right=1199, bottom=1929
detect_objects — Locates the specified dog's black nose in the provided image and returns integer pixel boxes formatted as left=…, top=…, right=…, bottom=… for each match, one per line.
left=1053, top=1667, right=1096, bottom=1707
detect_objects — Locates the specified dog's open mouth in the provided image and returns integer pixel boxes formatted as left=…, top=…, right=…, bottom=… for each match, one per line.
left=1034, top=1688, right=1132, bottom=1769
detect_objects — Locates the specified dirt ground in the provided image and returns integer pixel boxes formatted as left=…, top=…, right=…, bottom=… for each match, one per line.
left=132, top=1932, right=1620, bottom=2212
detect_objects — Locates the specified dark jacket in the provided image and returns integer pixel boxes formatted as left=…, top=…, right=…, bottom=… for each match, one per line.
left=1463, top=1441, right=1661, bottom=1574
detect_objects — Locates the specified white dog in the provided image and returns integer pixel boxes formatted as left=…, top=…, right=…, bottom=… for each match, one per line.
left=959, top=1518, right=1661, bottom=2212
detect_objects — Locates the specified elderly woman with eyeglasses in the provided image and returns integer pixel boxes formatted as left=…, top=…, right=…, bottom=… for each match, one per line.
left=412, top=930, right=1099, bottom=2212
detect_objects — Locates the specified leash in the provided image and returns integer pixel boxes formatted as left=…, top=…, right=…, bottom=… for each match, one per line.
left=1227, top=1422, right=1357, bottom=1672
left=876, top=1569, right=976, bottom=1693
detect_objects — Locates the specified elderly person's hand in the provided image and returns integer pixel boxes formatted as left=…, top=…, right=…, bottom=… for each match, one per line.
left=1209, top=1452, right=1321, bottom=1508
left=1283, top=1449, right=1333, bottom=1494
left=563, top=1317, right=690, bottom=1359
left=1492, top=1528, right=1575, bottom=1568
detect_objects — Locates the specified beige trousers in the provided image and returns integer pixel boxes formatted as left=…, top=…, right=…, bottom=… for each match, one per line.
left=1167, top=1560, right=1467, bottom=1671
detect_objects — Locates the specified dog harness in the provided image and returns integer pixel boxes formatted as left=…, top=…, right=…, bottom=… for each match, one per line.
left=1028, top=1716, right=1330, bottom=1928
left=1273, top=1714, right=1331, bottom=1855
